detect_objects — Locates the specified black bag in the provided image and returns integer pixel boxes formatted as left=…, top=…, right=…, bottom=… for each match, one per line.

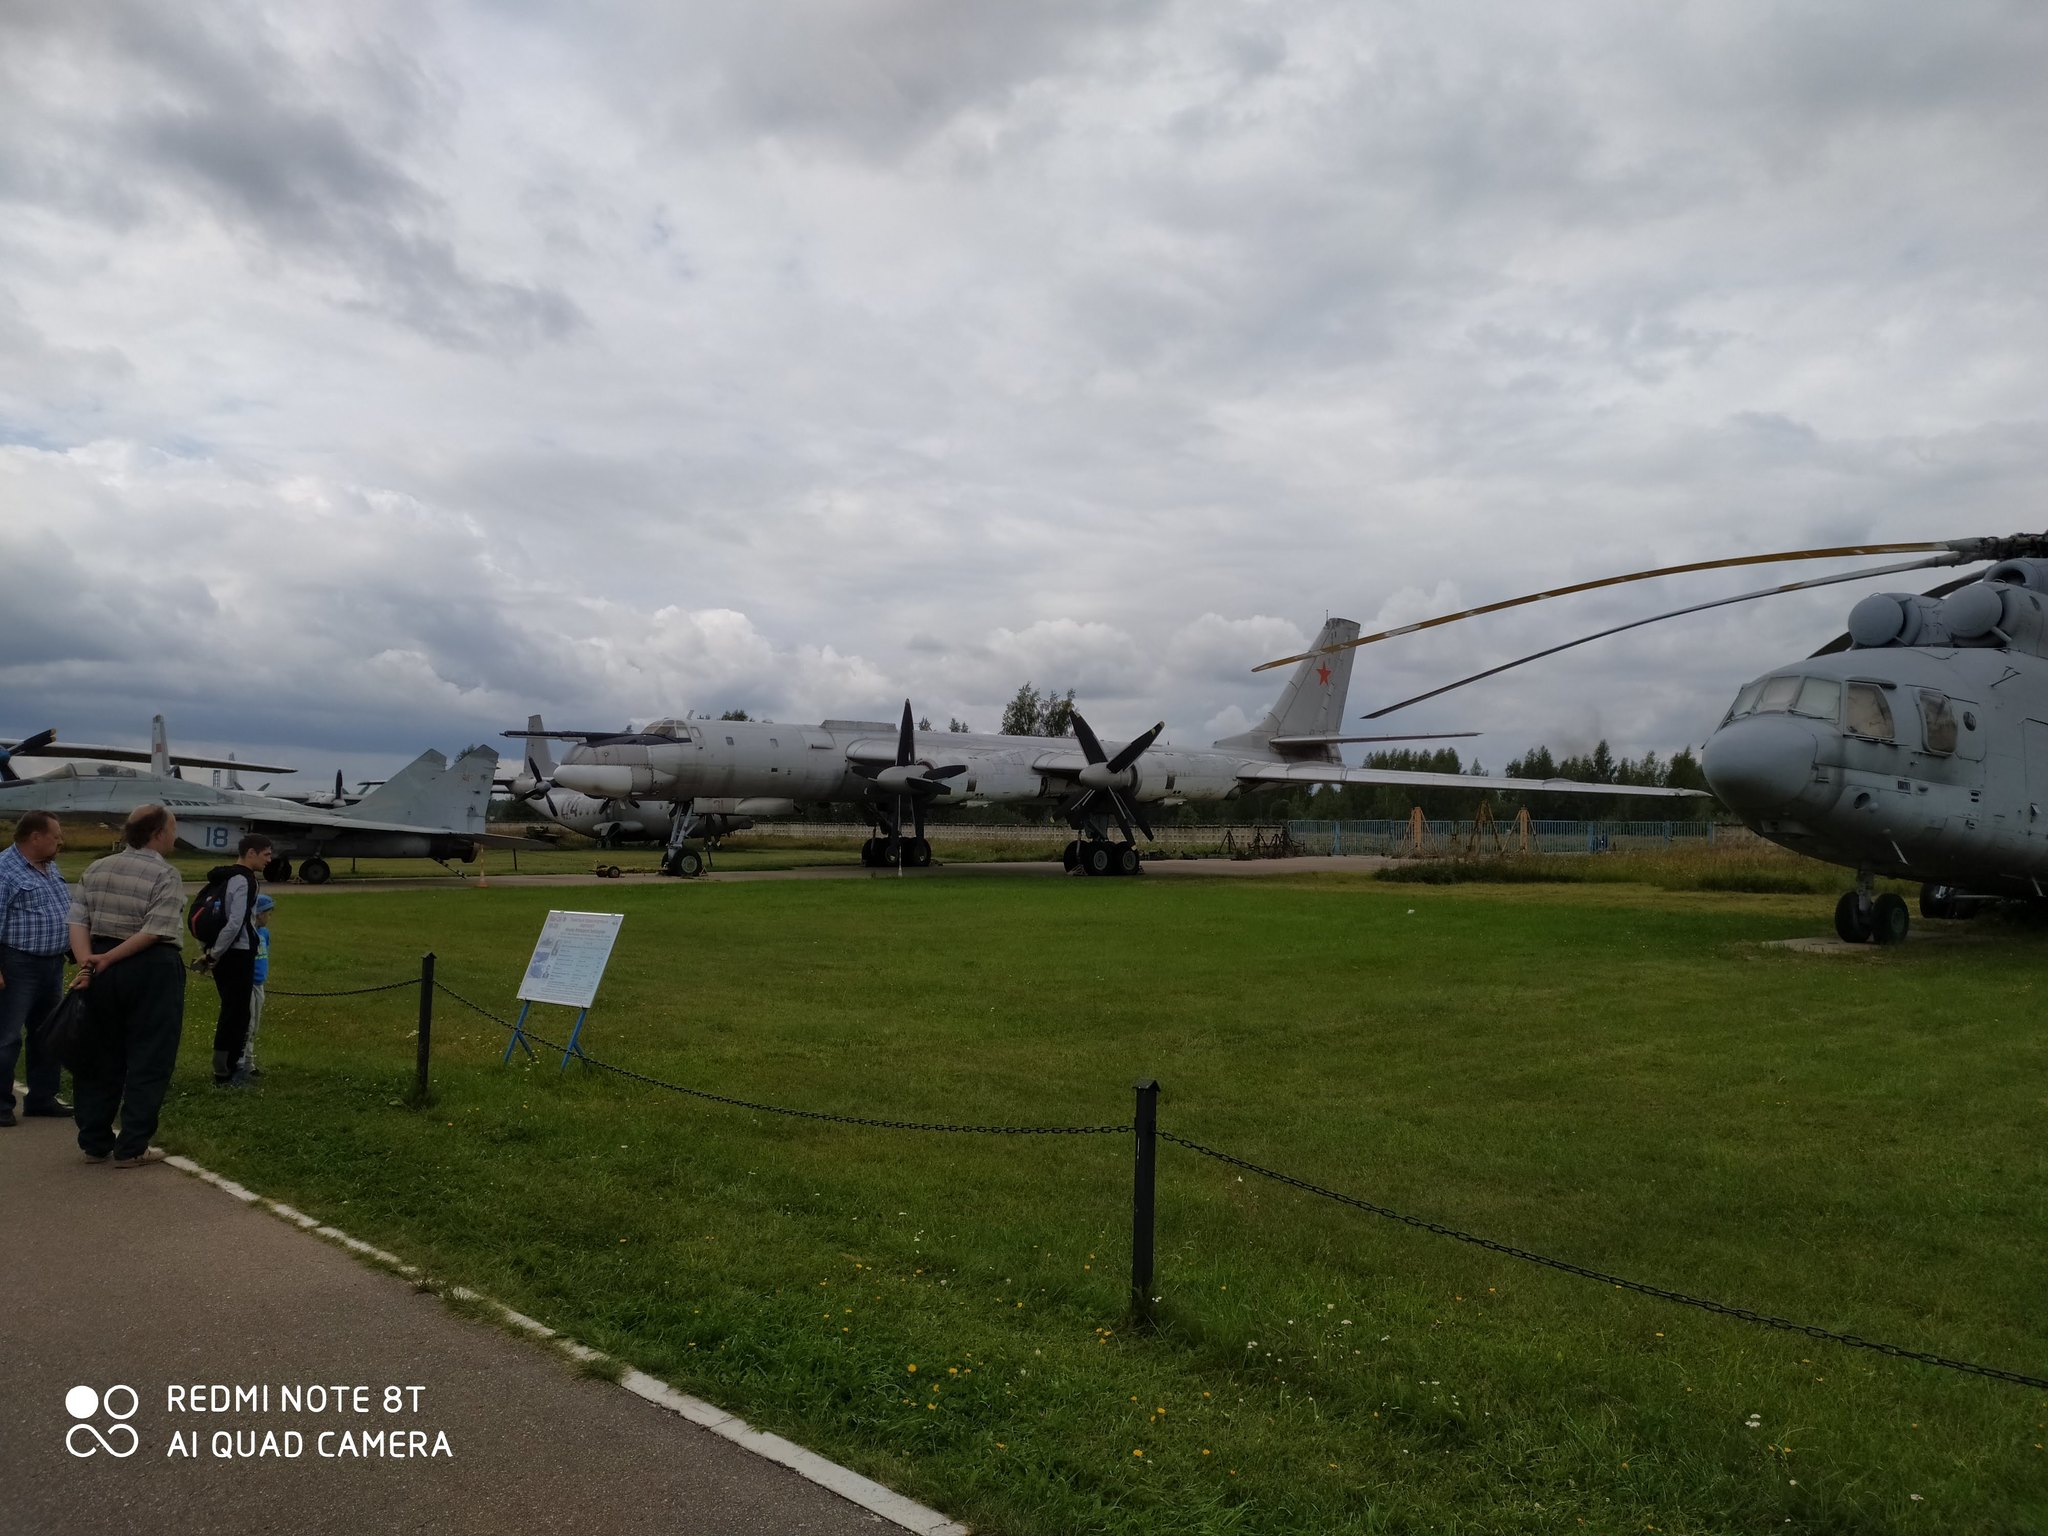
left=34, top=987, right=94, bottom=1075
left=187, top=865, right=255, bottom=947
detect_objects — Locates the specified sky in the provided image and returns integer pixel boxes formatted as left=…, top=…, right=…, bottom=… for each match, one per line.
left=6, top=1, right=2048, bottom=786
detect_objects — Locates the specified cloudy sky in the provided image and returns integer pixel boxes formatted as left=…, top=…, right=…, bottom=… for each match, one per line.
left=6, top=1, right=2047, bottom=783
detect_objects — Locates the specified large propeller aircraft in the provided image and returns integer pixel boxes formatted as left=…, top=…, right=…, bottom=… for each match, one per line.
left=507, top=616, right=1702, bottom=878
left=1261, top=534, right=2048, bottom=944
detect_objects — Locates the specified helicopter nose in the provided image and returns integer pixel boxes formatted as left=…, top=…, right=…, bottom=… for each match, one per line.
left=1702, top=716, right=1820, bottom=813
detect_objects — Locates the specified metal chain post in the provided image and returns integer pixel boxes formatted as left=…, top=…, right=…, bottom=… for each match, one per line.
left=413, top=952, right=435, bottom=1106
left=1130, top=1078, right=1159, bottom=1329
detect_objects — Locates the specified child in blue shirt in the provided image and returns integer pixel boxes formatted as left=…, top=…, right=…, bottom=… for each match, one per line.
left=237, top=893, right=274, bottom=1080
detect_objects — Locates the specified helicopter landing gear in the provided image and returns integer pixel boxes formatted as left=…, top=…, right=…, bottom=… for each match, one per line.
left=1835, top=876, right=1909, bottom=946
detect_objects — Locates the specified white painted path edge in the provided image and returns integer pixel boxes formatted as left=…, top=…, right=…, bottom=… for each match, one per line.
left=163, top=1152, right=971, bottom=1536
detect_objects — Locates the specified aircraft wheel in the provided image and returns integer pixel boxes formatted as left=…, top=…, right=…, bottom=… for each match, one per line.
left=264, top=857, right=290, bottom=883
left=1832, top=892, right=1874, bottom=945
left=1919, top=883, right=1960, bottom=920
left=1061, top=840, right=1080, bottom=872
left=1872, top=892, right=1910, bottom=946
left=299, top=858, right=331, bottom=886
left=675, top=850, right=703, bottom=878
left=1084, top=842, right=1114, bottom=877
left=911, top=837, right=932, bottom=868
left=1116, top=844, right=1141, bottom=876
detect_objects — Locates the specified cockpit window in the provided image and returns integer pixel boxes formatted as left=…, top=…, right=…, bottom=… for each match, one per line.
left=1754, top=675, right=1802, bottom=714
left=1918, top=690, right=1958, bottom=754
left=1722, top=680, right=1764, bottom=723
left=1791, top=676, right=1841, bottom=722
left=1844, top=683, right=1895, bottom=742
left=646, top=720, right=686, bottom=739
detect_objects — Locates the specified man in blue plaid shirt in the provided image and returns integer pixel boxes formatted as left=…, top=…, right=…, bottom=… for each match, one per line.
left=0, top=810, right=74, bottom=1126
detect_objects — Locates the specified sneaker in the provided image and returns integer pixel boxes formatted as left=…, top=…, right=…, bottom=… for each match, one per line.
left=112, top=1147, right=168, bottom=1168
left=81, top=1149, right=112, bottom=1163
left=23, top=1097, right=72, bottom=1117
left=0, top=1107, right=16, bottom=1128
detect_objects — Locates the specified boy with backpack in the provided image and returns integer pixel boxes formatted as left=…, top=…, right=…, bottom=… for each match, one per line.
left=188, top=834, right=271, bottom=1086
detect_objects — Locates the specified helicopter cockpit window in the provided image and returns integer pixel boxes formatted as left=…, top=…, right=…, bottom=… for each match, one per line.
left=1917, top=690, right=1958, bottom=755
left=1843, top=683, right=1895, bottom=742
left=1754, top=675, right=1803, bottom=714
left=1722, top=680, right=1764, bottom=723
left=1791, top=676, right=1841, bottom=722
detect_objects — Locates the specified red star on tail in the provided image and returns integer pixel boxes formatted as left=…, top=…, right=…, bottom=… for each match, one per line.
left=1316, top=663, right=1332, bottom=686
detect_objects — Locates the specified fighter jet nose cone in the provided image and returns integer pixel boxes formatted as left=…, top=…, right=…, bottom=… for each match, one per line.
left=1702, top=716, right=1818, bottom=813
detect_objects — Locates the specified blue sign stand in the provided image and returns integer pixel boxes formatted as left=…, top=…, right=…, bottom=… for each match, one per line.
left=500, top=1000, right=593, bottom=1071
left=501, top=1003, right=537, bottom=1063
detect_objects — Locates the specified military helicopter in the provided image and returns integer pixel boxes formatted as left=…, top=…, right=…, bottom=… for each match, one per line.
left=1257, top=535, right=2048, bottom=945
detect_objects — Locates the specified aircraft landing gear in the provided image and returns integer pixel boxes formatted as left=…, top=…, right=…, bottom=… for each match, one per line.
left=1835, top=875, right=1908, bottom=945
left=299, top=857, right=331, bottom=885
left=660, top=809, right=709, bottom=878
left=1070, top=838, right=1144, bottom=877
left=264, top=857, right=293, bottom=883
left=860, top=835, right=931, bottom=868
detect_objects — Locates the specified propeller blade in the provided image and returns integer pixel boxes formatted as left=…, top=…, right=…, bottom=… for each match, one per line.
left=333, top=769, right=344, bottom=799
left=1361, top=553, right=1966, bottom=718
left=7, top=729, right=58, bottom=757
left=1121, top=791, right=1154, bottom=841
left=897, top=701, right=916, bottom=767
left=1253, top=540, right=1986, bottom=672
left=1070, top=712, right=1106, bottom=765
left=1808, top=572, right=1986, bottom=656
left=1105, top=792, right=1138, bottom=847
left=1106, top=721, right=1164, bottom=776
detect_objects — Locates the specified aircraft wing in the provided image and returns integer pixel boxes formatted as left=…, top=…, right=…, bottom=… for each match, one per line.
left=1234, top=763, right=1709, bottom=798
left=0, top=738, right=296, bottom=774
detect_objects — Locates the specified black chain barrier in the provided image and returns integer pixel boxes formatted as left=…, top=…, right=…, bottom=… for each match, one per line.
left=1161, top=1130, right=2048, bottom=1392
left=266, top=978, right=420, bottom=999
left=274, top=965, right=2046, bottom=1392
left=431, top=979, right=1127, bottom=1137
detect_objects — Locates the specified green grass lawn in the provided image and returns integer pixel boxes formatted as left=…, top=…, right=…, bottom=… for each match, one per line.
left=150, top=871, right=2046, bottom=1534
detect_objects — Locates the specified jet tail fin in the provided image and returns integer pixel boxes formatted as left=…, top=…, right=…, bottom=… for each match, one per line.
left=150, top=715, right=170, bottom=778
left=341, top=746, right=500, bottom=834
left=1212, top=617, right=1362, bottom=761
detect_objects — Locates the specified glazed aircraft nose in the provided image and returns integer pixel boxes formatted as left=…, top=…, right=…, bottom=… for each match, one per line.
left=1701, top=716, right=1818, bottom=813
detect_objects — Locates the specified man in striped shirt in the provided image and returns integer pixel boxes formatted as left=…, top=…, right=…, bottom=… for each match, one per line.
left=67, top=804, right=188, bottom=1167
left=0, top=810, right=73, bottom=1126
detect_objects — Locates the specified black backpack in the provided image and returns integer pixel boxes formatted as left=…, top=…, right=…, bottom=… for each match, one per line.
left=187, top=866, right=256, bottom=947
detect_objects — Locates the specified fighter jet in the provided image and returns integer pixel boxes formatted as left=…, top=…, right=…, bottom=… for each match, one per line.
left=0, top=736, right=529, bottom=884
left=510, top=617, right=1703, bottom=876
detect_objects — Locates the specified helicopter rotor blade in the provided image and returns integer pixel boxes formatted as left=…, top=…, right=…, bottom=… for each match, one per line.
left=1250, top=539, right=2004, bottom=674
left=1361, top=552, right=1965, bottom=719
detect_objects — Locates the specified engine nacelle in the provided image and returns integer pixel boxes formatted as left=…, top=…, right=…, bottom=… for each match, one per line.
left=942, top=758, right=1043, bottom=803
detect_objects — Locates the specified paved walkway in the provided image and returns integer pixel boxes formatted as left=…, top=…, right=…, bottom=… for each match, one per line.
left=2, top=1112, right=946, bottom=1535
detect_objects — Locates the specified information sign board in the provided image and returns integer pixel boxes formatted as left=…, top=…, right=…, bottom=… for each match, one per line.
left=517, top=910, right=624, bottom=1009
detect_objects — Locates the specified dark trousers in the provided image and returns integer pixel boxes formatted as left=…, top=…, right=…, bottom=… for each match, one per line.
left=210, top=947, right=256, bottom=1081
left=0, top=945, right=66, bottom=1108
left=75, top=941, right=186, bottom=1160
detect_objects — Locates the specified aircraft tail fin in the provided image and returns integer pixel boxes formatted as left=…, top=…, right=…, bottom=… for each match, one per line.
left=1211, top=617, right=1362, bottom=761
left=150, top=715, right=170, bottom=778
left=523, top=714, right=556, bottom=780
left=342, top=746, right=500, bottom=834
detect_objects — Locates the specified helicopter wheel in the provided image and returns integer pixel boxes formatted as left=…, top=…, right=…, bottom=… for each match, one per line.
left=1832, top=892, right=1874, bottom=945
left=1871, top=892, right=1910, bottom=946
left=1918, top=883, right=1961, bottom=920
